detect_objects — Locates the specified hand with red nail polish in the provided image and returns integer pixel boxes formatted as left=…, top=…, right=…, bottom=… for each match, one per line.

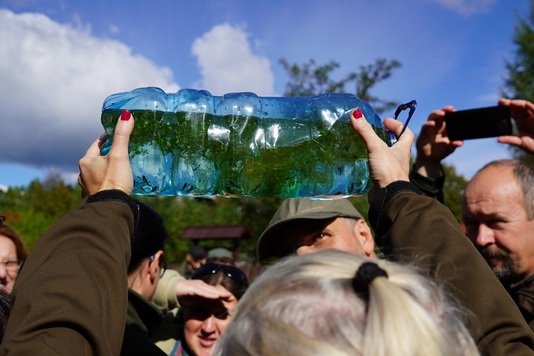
left=350, top=109, right=414, bottom=202
left=78, top=111, right=135, bottom=196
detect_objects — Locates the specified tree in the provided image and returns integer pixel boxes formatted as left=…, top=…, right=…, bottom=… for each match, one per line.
left=279, top=57, right=401, bottom=114
left=442, top=164, right=469, bottom=223
left=502, top=2, right=534, bottom=163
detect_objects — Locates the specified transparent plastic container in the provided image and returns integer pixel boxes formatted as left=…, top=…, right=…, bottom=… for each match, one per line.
left=100, top=87, right=396, bottom=198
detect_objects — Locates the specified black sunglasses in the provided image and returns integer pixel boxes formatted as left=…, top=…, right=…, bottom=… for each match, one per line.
left=193, top=262, right=249, bottom=287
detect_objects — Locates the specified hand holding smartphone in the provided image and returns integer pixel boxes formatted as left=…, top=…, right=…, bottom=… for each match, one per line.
left=444, top=106, right=513, bottom=141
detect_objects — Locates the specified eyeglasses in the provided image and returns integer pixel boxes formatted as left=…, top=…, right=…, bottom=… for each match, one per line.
left=0, top=260, right=21, bottom=273
left=193, top=262, right=249, bottom=287
left=149, top=254, right=167, bottom=278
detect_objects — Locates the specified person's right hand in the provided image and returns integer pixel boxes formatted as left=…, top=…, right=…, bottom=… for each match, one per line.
left=413, top=106, right=463, bottom=178
left=350, top=109, right=415, bottom=202
left=78, top=110, right=134, bottom=197
left=176, top=279, right=234, bottom=305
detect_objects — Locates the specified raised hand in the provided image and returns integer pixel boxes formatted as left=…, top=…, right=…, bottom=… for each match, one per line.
left=498, top=98, right=534, bottom=155
left=78, top=110, right=134, bottom=197
left=350, top=108, right=415, bottom=202
left=413, top=106, right=463, bottom=178
left=176, top=279, right=234, bottom=306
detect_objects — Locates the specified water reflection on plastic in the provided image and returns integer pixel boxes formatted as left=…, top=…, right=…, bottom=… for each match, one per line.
left=100, top=87, right=412, bottom=199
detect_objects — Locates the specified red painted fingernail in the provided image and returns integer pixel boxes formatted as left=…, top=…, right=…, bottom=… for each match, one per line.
left=353, top=108, right=363, bottom=119
left=120, top=110, right=131, bottom=121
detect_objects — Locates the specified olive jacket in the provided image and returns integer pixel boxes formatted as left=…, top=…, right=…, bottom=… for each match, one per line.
left=0, top=191, right=137, bottom=355
left=411, top=168, right=534, bottom=333
left=371, top=181, right=534, bottom=354
left=121, top=289, right=167, bottom=356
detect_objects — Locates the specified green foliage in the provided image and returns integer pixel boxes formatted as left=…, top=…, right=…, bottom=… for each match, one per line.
left=0, top=174, right=84, bottom=251
left=279, top=57, right=401, bottom=114
left=503, top=2, right=534, bottom=164
left=442, top=164, right=469, bottom=222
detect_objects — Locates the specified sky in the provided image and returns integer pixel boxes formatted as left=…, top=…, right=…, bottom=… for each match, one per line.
left=0, top=0, right=530, bottom=190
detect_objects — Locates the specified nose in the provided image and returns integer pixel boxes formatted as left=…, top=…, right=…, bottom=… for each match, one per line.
left=296, top=245, right=314, bottom=255
left=201, top=315, right=217, bottom=334
left=0, top=265, right=7, bottom=279
left=474, top=224, right=495, bottom=248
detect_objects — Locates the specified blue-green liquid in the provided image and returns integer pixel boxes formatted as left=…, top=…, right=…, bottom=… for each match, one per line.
left=101, top=110, right=390, bottom=198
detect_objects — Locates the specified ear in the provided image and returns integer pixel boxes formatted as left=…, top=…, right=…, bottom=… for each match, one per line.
left=148, top=250, right=164, bottom=282
left=185, top=254, right=193, bottom=263
left=353, top=219, right=377, bottom=258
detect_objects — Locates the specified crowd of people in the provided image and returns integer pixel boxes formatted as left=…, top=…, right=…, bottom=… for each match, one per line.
left=0, top=98, right=533, bottom=355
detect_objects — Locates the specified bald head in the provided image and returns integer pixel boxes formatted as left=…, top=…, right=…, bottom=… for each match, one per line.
left=462, top=159, right=534, bottom=283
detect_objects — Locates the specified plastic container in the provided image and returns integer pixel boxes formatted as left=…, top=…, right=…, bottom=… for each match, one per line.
left=100, top=87, right=396, bottom=198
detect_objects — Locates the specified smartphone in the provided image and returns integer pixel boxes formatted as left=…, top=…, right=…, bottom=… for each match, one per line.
left=444, top=106, right=512, bottom=141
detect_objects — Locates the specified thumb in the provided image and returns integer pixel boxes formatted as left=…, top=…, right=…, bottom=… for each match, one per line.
left=108, top=110, right=134, bottom=158
left=350, top=108, right=385, bottom=151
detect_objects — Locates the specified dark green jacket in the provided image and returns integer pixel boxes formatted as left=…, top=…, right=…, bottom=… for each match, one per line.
left=121, top=289, right=166, bottom=356
left=370, top=181, right=534, bottom=354
left=0, top=193, right=136, bottom=355
left=411, top=168, right=534, bottom=333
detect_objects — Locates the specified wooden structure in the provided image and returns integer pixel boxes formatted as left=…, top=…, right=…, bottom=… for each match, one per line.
left=181, top=224, right=253, bottom=250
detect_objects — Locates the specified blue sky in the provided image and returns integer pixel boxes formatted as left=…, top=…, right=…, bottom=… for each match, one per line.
left=0, top=0, right=530, bottom=190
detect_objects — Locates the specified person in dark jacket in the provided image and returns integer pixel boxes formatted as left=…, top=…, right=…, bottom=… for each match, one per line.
left=410, top=98, right=534, bottom=331
left=120, top=200, right=169, bottom=356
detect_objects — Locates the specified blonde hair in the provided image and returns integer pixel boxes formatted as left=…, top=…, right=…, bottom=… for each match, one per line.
left=214, top=249, right=479, bottom=356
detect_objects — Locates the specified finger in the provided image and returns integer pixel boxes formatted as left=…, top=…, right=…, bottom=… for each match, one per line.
left=498, top=98, right=511, bottom=106
left=498, top=136, right=522, bottom=146
left=384, top=117, right=415, bottom=148
left=98, top=132, right=107, bottom=149
left=108, top=110, right=134, bottom=158
left=84, top=137, right=103, bottom=158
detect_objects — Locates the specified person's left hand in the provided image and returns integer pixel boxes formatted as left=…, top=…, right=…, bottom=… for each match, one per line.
left=498, top=98, right=534, bottom=155
left=413, top=106, right=463, bottom=178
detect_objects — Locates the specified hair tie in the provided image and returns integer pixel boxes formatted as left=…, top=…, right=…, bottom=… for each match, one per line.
left=352, top=262, right=388, bottom=296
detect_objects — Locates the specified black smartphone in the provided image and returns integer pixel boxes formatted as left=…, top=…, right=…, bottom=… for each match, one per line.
left=444, top=106, right=512, bottom=141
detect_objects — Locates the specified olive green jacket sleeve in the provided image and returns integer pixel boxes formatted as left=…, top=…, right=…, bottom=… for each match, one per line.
left=0, top=196, right=135, bottom=355
left=370, top=182, right=534, bottom=355
left=152, top=269, right=185, bottom=312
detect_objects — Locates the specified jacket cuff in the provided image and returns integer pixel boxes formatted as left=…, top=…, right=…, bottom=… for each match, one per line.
left=86, top=190, right=139, bottom=227
left=369, top=181, right=422, bottom=231
left=409, top=164, right=445, bottom=202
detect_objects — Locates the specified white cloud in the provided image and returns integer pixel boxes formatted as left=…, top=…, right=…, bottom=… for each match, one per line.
left=429, top=0, right=495, bottom=16
left=192, top=23, right=275, bottom=96
left=0, top=9, right=179, bottom=175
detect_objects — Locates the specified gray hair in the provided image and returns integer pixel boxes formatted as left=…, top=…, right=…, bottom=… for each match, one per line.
left=214, top=249, right=479, bottom=356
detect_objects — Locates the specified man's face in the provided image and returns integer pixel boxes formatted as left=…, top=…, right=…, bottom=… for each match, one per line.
left=463, top=166, right=534, bottom=283
left=287, top=217, right=375, bottom=258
